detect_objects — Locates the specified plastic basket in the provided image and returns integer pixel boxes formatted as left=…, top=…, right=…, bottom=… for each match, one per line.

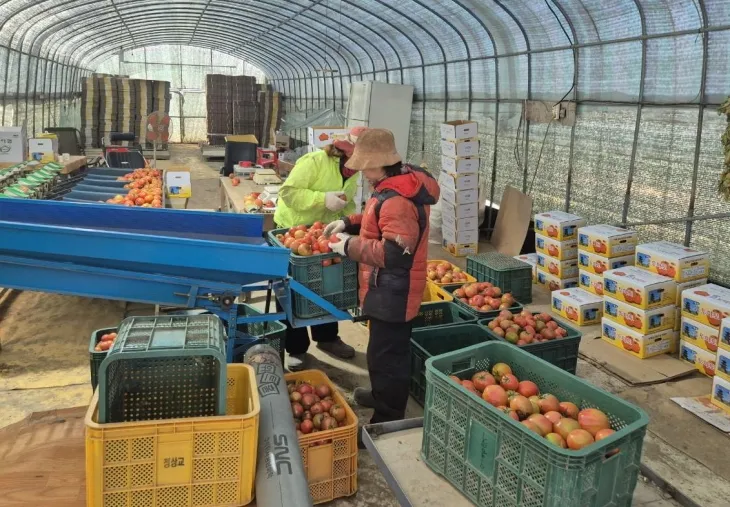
left=412, top=301, right=477, bottom=329
left=422, top=280, right=454, bottom=303
left=478, top=313, right=582, bottom=373
left=409, top=324, right=493, bottom=406
left=422, top=341, right=649, bottom=507
left=427, top=259, right=477, bottom=286
left=285, top=370, right=358, bottom=504
left=89, top=327, right=117, bottom=391
left=444, top=284, right=524, bottom=319
left=467, top=252, right=534, bottom=304
left=85, top=364, right=259, bottom=507
left=235, top=303, right=286, bottom=364
left=268, top=228, right=358, bottom=319
left=97, top=315, right=228, bottom=423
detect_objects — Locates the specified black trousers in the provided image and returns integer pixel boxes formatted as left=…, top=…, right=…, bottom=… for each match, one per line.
left=367, top=317, right=413, bottom=424
left=275, top=299, right=339, bottom=355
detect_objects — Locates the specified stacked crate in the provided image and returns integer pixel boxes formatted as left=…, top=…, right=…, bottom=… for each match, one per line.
left=98, top=75, right=117, bottom=146
left=439, top=120, right=480, bottom=257
left=533, top=211, right=585, bottom=291
left=80, top=77, right=99, bottom=148
left=576, top=225, right=636, bottom=297
left=206, top=74, right=233, bottom=145
left=712, top=317, right=730, bottom=414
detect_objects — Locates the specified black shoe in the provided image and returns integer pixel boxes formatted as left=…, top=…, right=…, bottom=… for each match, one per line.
left=353, top=387, right=376, bottom=409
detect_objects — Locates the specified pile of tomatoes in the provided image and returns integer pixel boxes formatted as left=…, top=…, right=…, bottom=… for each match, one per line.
left=486, top=309, right=570, bottom=345
left=453, top=282, right=516, bottom=313
left=451, top=362, right=615, bottom=451
left=275, top=222, right=342, bottom=266
left=289, top=381, right=348, bottom=437
left=107, top=169, right=163, bottom=207
left=426, top=261, right=470, bottom=284
left=94, top=331, right=118, bottom=352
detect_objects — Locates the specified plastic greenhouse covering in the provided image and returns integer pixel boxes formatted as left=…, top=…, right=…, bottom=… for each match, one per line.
left=1, top=0, right=730, bottom=282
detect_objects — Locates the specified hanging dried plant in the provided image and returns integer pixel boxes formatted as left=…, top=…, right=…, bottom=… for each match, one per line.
left=718, top=97, right=730, bottom=200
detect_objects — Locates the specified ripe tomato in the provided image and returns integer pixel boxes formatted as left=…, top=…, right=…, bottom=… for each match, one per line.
left=135, top=197, right=145, bottom=206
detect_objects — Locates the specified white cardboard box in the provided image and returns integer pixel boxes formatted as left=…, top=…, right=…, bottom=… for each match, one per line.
left=438, top=171, right=478, bottom=192
left=441, top=138, right=479, bottom=158
left=0, top=126, right=26, bottom=164
left=442, top=212, right=479, bottom=231
left=166, top=166, right=192, bottom=198
left=441, top=155, right=479, bottom=175
left=441, top=120, right=478, bottom=140
left=307, top=126, right=349, bottom=148
left=442, top=224, right=479, bottom=245
left=442, top=200, right=478, bottom=219
left=440, top=184, right=479, bottom=205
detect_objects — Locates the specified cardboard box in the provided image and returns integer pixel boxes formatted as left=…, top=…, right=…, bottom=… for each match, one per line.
left=29, top=134, right=58, bottom=163
left=307, top=126, right=349, bottom=148
left=711, top=375, right=730, bottom=414
left=577, top=225, right=637, bottom=258
left=721, top=317, right=730, bottom=351
left=440, top=184, right=479, bottom=205
left=166, top=166, right=192, bottom=198
left=603, top=266, right=677, bottom=310
left=578, top=269, right=605, bottom=297
left=514, top=253, right=538, bottom=282
left=441, top=138, right=479, bottom=158
left=274, top=134, right=290, bottom=149
left=714, top=347, right=730, bottom=382
left=442, top=239, right=478, bottom=257
left=680, top=317, right=720, bottom=353
left=536, top=253, right=579, bottom=279
left=603, top=297, right=675, bottom=334
left=535, top=234, right=577, bottom=261
left=635, top=241, right=709, bottom=282
left=551, top=287, right=603, bottom=326
left=441, top=120, right=478, bottom=140
left=534, top=211, right=586, bottom=241
left=681, top=284, right=730, bottom=329
left=442, top=223, right=478, bottom=245
left=536, top=271, right=577, bottom=291
left=675, top=307, right=681, bottom=331
left=441, top=155, right=479, bottom=175
left=439, top=171, right=478, bottom=192
left=601, top=318, right=676, bottom=359
left=442, top=200, right=478, bottom=220
left=676, top=278, right=708, bottom=307
left=578, top=251, right=634, bottom=276
left=0, top=126, right=27, bottom=164
left=442, top=212, right=479, bottom=232
left=679, top=339, right=716, bottom=377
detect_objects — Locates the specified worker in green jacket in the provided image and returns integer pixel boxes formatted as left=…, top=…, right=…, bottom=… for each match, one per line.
left=274, top=127, right=364, bottom=370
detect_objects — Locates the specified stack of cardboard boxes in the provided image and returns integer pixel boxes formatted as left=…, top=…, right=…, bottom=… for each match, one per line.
left=576, top=225, right=636, bottom=297
left=533, top=211, right=585, bottom=291
left=712, top=318, right=730, bottom=414
left=439, top=120, right=480, bottom=257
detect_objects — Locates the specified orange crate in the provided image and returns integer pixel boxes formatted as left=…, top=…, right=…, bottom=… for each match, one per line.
left=423, top=280, right=454, bottom=303
left=427, top=259, right=477, bottom=286
left=285, top=370, right=358, bottom=504
left=85, top=364, right=259, bottom=507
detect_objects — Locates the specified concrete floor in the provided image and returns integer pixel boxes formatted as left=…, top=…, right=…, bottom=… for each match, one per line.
left=0, top=144, right=724, bottom=506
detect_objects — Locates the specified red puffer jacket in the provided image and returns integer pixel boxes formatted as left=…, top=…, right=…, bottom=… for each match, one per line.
left=342, top=165, right=440, bottom=323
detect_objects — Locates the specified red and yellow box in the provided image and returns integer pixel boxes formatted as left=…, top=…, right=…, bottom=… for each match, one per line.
left=578, top=269, right=604, bottom=297
left=635, top=241, right=709, bottom=283
left=679, top=317, right=720, bottom=354
left=536, top=253, right=579, bottom=279
left=535, top=234, right=578, bottom=261
left=715, top=348, right=730, bottom=383
left=601, top=318, right=675, bottom=359
left=711, top=375, right=730, bottom=414
left=577, top=251, right=634, bottom=276
left=603, top=266, right=676, bottom=310
left=578, top=224, right=637, bottom=258
left=536, top=271, right=577, bottom=291
left=681, top=283, right=730, bottom=329
left=679, top=339, right=716, bottom=377
left=676, top=278, right=708, bottom=306
left=603, top=297, right=675, bottom=335
left=534, top=211, right=586, bottom=242
left=551, top=287, right=603, bottom=326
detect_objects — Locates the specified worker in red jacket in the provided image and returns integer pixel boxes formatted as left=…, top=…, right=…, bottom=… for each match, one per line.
left=326, top=128, right=440, bottom=424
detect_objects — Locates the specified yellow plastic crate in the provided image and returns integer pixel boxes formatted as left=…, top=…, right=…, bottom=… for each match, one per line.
left=286, top=369, right=358, bottom=504
left=422, top=280, right=454, bottom=303
left=85, top=364, right=260, bottom=507
left=427, top=259, right=477, bottom=286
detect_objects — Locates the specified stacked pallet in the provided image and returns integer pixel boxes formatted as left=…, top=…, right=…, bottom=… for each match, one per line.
left=231, top=75, right=258, bottom=139
left=256, top=89, right=283, bottom=147
left=206, top=74, right=233, bottom=146
left=80, top=77, right=99, bottom=148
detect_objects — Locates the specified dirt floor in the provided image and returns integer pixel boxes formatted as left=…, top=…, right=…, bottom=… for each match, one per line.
left=0, top=144, right=725, bottom=506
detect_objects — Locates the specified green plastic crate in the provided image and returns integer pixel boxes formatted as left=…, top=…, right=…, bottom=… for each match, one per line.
left=98, top=315, right=228, bottom=423
left=236, top=303, right=287, bottom=364
left=88, top=327, right=117, bottom=391
left=422, top=341, right=649, bottom=507
left=409, top=324, right=492, bottom=406
left=412, top=301, right=477, bottom=329
left=444, top=283, right=524, bottom=319
left=478, top=312, right=582, bottom=373
left=268, top=227, right=358, bottom=319
left=467, top=252, right=534, bottom=304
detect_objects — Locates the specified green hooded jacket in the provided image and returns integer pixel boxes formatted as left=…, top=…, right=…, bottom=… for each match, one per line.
left=274, top=150, right=358, bottom=228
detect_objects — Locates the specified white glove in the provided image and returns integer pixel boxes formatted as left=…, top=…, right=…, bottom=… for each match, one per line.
left=329, top=233, right=351, bottom=256
left=324, top=192, right=347, bottom=212
left=323, top=219, right=346, bottom=237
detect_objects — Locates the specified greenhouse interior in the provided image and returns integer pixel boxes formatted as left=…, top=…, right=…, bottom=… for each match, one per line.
left=1, top=1, right=729, bottom=507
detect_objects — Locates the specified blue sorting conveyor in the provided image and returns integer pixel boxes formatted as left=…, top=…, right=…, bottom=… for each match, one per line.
left=0, top=199, right=352, bottom=361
